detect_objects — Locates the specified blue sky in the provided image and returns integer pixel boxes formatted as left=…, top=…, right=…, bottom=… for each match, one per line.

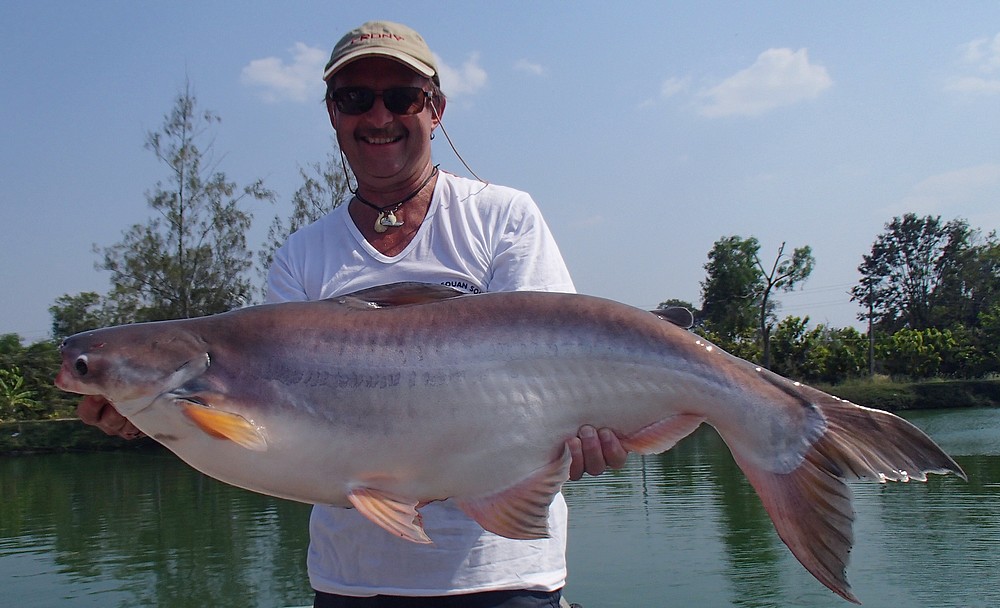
left=2, top=1, right=999, bottom=342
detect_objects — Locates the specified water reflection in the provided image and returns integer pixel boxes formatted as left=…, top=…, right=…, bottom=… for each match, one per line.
left=0, top=449, right=313, bottom=608
left=564, top=409, right=1000, bottom=608
left=1, top=409, right=998, bottom=607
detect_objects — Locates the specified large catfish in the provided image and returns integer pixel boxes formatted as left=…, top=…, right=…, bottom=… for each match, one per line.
left=55, top=283, right=964, bottom=603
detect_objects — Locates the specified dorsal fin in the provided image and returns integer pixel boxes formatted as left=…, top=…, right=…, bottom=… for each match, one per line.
left=650, top=306, right=695, bottom=329
left=335, top=282, right=470, bottom=309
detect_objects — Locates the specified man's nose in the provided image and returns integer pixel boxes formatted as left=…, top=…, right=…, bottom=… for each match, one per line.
left=364, top=94, right=396, bottom=125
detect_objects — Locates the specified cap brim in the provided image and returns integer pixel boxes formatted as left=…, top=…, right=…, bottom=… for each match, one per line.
left=323, top=48, right=436, bottom=81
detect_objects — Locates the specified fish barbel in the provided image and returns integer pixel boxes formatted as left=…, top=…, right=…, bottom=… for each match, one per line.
left=55, top=283, right=964, bottom=603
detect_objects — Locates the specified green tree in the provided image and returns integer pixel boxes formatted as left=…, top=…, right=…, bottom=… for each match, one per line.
left=699, top=236, right=813, bottom=366
left=768, top=318, right=865, bottom=384
left=0, top=335, right=73, bottom=421
left=877, top=327, right=957, bottom=379
left=657, top=298, right=697, bottom=312
left=49, top=292, right=114, bottom=341
left=768, top=316, right=820, bottom=381
left=754, top=242, right=814, bottom=369
left=694, top=324, right=762, bottom=363
left=700, top=236, right=763, bottom=346
left=0, top=366, right=39, bottom=422
left=820, top=326, right=868, bottom=382
left=852, top=214, right=970, bottom=333
left=94, top=83, right=273, bottom=322
left=258, top=145, right=349, bottom=295
left=931, top=229, right=1000, bottom=330
left=966, top=302, right=1000, bottom=377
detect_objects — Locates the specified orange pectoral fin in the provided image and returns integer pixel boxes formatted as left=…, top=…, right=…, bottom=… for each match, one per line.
left=180, top=401, right=268, bottom=452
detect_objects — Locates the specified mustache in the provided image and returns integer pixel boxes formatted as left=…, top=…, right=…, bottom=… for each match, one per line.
left=356, top=127, right=407, bottom=141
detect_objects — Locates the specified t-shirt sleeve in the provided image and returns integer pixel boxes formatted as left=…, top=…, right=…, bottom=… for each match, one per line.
left=486, top=192, right=576, bottom=294
left=265, top=243, right=309, bottom=304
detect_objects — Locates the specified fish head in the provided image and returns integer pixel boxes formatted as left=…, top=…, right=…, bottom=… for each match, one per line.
left=55, top=321, right=211, bottom=415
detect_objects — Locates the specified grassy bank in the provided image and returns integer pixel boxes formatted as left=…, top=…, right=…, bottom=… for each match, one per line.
left=818, top=378, right=1000, bottom=412
left=0, top=419, right=157, bottom=454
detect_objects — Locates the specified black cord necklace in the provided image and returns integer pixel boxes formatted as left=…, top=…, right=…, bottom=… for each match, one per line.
left=353, top=166, right=439, bottom=233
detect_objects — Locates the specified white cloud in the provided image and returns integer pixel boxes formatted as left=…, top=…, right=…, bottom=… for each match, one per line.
left=945, top=32, right=1000, bottom=96
left=660, top=76, right=690, bottom=98
left=897, top=163, right=1000, bottom=216
left=696, top=48, right=832, bottom=117
left=514, top=59, right=546, bottom=76
left=241, top=43, right=328, bottom=103
left=960, top=32, right=1000, bottom=72
left=242, top=45, right=489, bottom=101
left=435, top=52, right=488, bottom=96
left=944, top=76, right=1000, bottom=95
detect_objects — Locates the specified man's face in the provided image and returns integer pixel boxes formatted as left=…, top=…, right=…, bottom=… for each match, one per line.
left=327, top=57, right=440, bottom=190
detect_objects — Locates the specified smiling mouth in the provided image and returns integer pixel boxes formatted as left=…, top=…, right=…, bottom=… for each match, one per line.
left=358, top=129, right=405, bottom=145
left=363, top=136, right=402, bottom=145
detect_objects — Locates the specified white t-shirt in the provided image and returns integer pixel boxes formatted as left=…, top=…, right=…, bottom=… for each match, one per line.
left=266, top=171, right=576, bottom=597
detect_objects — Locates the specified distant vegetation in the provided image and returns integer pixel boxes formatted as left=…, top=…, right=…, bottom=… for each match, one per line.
left=670, top=214, right=1000, bottom=386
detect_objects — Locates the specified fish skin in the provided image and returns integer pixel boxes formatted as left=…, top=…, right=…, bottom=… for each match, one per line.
left=55, top=282, right=965, bottom=604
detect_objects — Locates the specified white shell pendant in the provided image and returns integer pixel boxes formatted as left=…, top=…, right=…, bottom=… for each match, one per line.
left=375, top=210, right=403, bottom=233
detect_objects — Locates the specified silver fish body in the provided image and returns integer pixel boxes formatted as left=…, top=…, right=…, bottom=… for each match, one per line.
left=55, top=283, right=964, bottom=603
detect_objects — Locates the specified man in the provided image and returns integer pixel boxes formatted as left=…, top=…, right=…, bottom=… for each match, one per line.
left=79, top=20, right=627, bottom=608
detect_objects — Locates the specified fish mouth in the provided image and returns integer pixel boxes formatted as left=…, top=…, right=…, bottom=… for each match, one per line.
left=54, top=367, right=72, bottom=391
left=54, top=364, right=99, bottom=395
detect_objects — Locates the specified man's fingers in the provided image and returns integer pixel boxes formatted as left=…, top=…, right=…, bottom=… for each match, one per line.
left=76, top=396, right=143, bottom=439
left=567, top=436, right=586, bottom=481
left=579, top=425, right=607, bottom=477
left=76, top=395, right=109, bottom=426
left=598, top=428, right=628, bottom=469
left=567, top=425, right=630, bottom=481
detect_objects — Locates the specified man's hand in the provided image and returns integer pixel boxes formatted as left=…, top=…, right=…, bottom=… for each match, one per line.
left=77, top=395, right=145, bottom=439
left=567, top=425, right=628, bottom=481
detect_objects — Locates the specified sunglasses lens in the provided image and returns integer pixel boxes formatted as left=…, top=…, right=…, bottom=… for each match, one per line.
left=383, top=88, right=425, bottom=114
left=330, top=87, right=427, bottom=115
left=331, top=88, right=375, bottom=115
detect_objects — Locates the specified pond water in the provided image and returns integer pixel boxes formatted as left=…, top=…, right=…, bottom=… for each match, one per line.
left=1, top=408, right=997, bottom=607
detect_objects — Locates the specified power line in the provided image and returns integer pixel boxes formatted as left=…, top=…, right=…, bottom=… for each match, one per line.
left=781, top=299, right=856, bottom=312
left=779, top=282, right=856, bottom=298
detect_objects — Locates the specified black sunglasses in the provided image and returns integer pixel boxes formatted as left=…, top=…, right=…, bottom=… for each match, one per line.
left=327, top=86, right=431, bottom=116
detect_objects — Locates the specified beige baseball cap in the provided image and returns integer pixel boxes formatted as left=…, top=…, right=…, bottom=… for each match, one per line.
left=323, top=21, right=439, bottom=84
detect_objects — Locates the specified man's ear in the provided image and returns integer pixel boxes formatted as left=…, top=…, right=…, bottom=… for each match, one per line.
left=430, top=94, right=446, bottom=128
left=326, top=100, right=339, bottom=130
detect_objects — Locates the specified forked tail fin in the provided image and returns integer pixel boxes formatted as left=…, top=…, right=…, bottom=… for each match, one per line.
left=730, top=383, right=965, bottom=604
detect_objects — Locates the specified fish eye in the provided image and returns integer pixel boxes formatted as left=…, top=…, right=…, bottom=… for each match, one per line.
left=75, top=356, right=89, bottom=376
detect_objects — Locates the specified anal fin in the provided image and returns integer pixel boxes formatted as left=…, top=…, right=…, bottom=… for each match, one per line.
left=456, top=445, right=571, bottom=540
left=348, top=487, right=432, bottom=544
left=620, top=413, right=704, bottom=454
